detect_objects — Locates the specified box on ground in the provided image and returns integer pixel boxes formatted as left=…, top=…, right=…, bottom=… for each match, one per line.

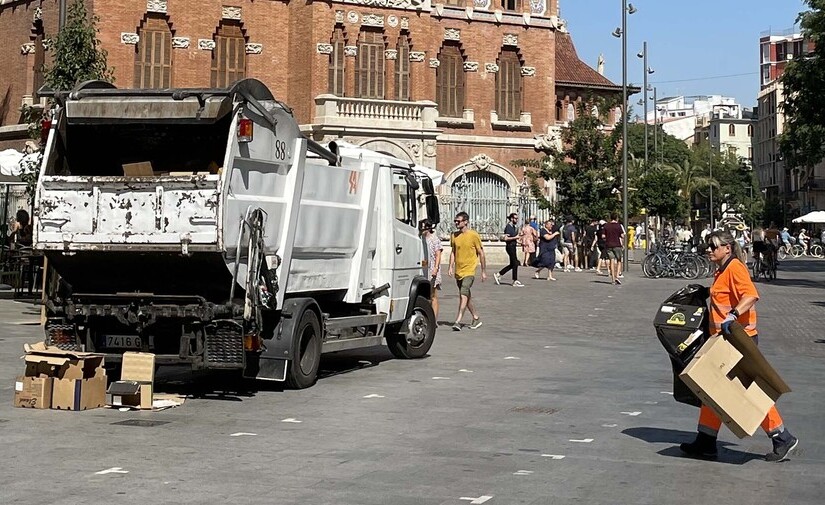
left=107, top=352, right=155, bottom=410
left=14, top=376, right=53, bottom=409
left=679, top=324, right=791, bottom=438
left=18, top=342, right=107, bottom=411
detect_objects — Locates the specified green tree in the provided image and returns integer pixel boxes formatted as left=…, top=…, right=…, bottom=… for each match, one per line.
left=634, top=168, right=686, bottom=221
left=663, top=157, right=717, bottom=219
left=623, top=122, right=691, bottom=168
left=45, top=0, right=114, bottom=91
left=780, top=0, right=825, bottom=169
left=515, top=102, right=620, bottom=221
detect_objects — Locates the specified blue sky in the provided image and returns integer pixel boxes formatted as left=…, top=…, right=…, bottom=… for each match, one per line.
left=561, top=0, right=808, bottom=108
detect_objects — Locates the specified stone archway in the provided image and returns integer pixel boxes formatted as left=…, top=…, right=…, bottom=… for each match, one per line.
left=357, top=138, right=416, bottom=164
left=443, top=155, right=519, bottom=190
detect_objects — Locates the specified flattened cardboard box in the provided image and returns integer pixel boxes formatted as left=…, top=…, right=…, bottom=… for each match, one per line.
left=680, top=324, right=791, bottom=438
left=14, top=376, right=52, bottom=409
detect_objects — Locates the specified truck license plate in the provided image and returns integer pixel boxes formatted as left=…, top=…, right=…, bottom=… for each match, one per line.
left=105, top=335, right=153, bottom=349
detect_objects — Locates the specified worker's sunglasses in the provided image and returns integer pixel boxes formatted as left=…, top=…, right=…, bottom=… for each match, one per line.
left=707, top=243, right=728, bottom=252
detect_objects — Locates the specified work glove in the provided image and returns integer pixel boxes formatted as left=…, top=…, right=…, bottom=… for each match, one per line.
left=720, top=313, right=737, bottom=335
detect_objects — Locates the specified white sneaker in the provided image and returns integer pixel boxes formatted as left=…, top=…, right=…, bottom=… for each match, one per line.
left=574, top=267, right=582, bottom=272
left=513, top=280, right=525, bottom=287
left=618, top=273, right=625, bottom=279
left=494, top=272, right=501, bottom=285
left=555, top=263, right=562, bottom=269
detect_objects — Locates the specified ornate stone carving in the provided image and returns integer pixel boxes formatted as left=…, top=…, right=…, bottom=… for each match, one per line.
left=347, top=11, right=359, bottom=23
left=407, top=143, right=421, bottom=158
left=172, top=37, right=190, bottom=49
left=334, top=0, right=425, bottom=7
left=474, top=0, right=490, bottom=8
left=344, top=46, right=358, bottom=57
left=385, top=49, right=398, bottom=60
left=503, top=34, right=518, bottom=47
left=199, top=39, right=216, bottom=50
left=534, top=130, right=561, bottom=154
left=335, top=10, right=345, bottom=23
left=400, top=17, right=409, bottom=29
left=42, top=38, right=54, bottom=51
left=529, top=0, right=546, bottom=16
left=433, top=4, right=444, bottom=17
left=428, top=59, right=440, bottom=68
left=465, top=7, right=474, bottom=20
left=33, top=6, right=42, bottom=21
left=423, top=141, right=437, bottom=158
left=245, top=43, right=263, bottom=54
left=222, top=6, right=242, bottom=20
left=121, top=33, right=139, bottom=45
left=463, top=61, right=479, bottom=72
left=485, top=63, right=499, bottom=73
left=444, top=28, right=460, bottom=41
left=361, top=13, right=385, bottom=27
left=493, top=9, right=503, bottom=23
left=387, top=15, right=399, bottom=27
left=521, top=66, right=536, bottom=76
left=147, top=0, right=167, bottom=14
left=522, top=13, right=531, bottom=26
left=317, top=43, right=334, bottom=55
left=409, top=51, right=425, bottom=62
left=470, top=153, right=494, bottom=171
left=20, top=42, right=35, bottom=55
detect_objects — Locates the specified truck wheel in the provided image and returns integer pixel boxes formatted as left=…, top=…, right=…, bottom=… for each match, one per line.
left=286, top=309, right=322, bottom=389
left=387, top=297, right=435, bottom=359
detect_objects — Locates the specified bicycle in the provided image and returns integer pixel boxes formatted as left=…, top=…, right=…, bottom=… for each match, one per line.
left=751, top=248, right=776, bottom=282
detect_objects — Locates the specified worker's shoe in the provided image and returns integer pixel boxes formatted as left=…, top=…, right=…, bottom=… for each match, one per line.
left=766, top=430, right=798, bottom=462
left=679, top=432, right=718, bottom=460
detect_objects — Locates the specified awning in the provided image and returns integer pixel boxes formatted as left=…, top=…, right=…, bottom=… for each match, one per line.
left=792, top=210, right=825, bottom=224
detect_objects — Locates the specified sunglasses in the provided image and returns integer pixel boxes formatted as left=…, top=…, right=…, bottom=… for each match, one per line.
left=708, top=243, right=729, bottom=251
left=454, top=219, right=465, bottom=224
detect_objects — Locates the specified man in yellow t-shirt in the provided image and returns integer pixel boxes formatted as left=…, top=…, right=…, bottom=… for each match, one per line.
left=448, top=211, right=487, bottom=331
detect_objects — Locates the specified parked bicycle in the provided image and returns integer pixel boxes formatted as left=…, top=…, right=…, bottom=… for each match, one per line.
left=642, top=241, right=712, bottom=280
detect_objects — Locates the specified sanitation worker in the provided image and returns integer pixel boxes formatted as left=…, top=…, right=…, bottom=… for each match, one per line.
left=679, top=230, right=799, bottom=462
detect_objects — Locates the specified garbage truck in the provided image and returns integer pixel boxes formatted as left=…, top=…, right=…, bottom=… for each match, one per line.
left=33, top=79, right=441, bottom=388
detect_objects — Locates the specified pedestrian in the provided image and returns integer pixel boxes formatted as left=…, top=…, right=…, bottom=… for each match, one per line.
left=602, top=213, right=624, bottom=285
left=561, top=216, right=580, bottom=272
left=700, top=223, right=712, bottom=242
left=583, top=218, right=598, bottom=270
left=495, top=213, right=524, bottom=287
left=419, top=219, right=443, bottom=319
left=9, top=209, right=33, bottom=248
left=680, top=230, right=799, bottom=462
left=534, top=218, right=559, bottom=281
left=520, top=219, right=538, bottom=266
left=448, top=212, right=487, bottom=331
left=595, top=219, right=608, bottom=275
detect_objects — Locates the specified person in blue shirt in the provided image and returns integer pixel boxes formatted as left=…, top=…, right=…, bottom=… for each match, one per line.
left=779, top=227, right=792, bottom=255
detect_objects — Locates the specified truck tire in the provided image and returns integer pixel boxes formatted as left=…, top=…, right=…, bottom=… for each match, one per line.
left=386, top=297, right=435, bottom=359
left=286, top=309, right=322, bottom=389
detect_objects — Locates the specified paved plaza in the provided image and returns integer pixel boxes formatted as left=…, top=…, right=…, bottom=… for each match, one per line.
left=1, top=259, right=824, bottom=504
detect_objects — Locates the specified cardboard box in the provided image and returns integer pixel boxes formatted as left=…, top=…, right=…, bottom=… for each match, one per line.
left=679, top=324, right=791, bottom=438
left=22, top=343, right=107, bottom=411
left=122, top=161, right=154, bottom=176
left=121, top=352, right=155, bottom=383
left=107, top=352, right=155, bottom=410
left=14, top=376, right=53, bottom=409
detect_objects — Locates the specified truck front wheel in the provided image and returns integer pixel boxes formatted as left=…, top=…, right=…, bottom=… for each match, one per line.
left=386, top=297, right=435, bottom=359
left=286, top=309, right=322, bottom=389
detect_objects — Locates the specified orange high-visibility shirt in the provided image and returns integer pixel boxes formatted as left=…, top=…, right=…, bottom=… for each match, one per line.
left=710, top=258, right=759, bottom=336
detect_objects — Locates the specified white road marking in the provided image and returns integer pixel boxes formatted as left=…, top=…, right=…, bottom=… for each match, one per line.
left=569, top=438, right=594, bottom=443
left=229, top=432, right=257, bottom=437
left=660, top=391, right=674, bottom=395
left=607, top=295, right=614, bottom=298
left=95, top=467, right=128, bottom=475
left=459, top=496, right=494, bottom=504
left=621, top=411, right=642, bottom=416
left=431, top=376, right=450, bottom=380
left=593, top=308, right=604, bottom=311
left=602, top=424, right=618, bottom=428
left=543, top=345, right=556, bottom=349
left=458, top=369, right=474, bottom=373
left=541, top=454, right=566, bottom=460
left=281, top=418, right=302, bottom=423
left=513, top=470, right=534, bottom=476
left=363, top=394, right=385, bottom=398
left=587, top=314, right=597, bottom=317
left=644, top=401, right=658, bottom=405
left=503, top=356, right=520, bottom=360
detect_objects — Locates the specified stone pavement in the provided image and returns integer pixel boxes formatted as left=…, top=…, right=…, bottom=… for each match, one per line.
left=0, top=258, right=823, bottom=504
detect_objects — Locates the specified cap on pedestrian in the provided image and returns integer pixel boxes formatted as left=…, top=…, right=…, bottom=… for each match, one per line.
left=783, top=227, right=788, bottom=231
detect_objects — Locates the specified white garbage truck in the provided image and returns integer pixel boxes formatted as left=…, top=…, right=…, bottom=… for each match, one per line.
left=34, top=79, right=440, bottom=388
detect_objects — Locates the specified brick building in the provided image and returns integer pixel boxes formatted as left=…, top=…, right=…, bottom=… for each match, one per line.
left=1, top=0, right=623, bottom=237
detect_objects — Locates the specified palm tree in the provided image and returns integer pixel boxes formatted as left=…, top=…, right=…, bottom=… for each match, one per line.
left=663, top=159, right=718, bottom=220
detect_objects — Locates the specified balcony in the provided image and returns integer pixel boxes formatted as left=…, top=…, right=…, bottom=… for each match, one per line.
left=308, top=94, right=440, bottom=138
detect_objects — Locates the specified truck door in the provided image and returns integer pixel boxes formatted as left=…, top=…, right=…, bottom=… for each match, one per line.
left=389, top=171, right=423, bottom=319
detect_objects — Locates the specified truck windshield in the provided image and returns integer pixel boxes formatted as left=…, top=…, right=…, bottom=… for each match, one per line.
left=45, top=116, right=232, bottom=177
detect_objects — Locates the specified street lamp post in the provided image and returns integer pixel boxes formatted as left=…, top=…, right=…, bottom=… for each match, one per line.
left=652, top=86, right=658, bottom=168
left=637, top=43, right=654, bottom=173
left=612, top=1, right=636, bottom=268
left=708, top=143, right=714, bottom=229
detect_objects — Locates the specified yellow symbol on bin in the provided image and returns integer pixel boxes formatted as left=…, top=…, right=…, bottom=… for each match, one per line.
left=666, top=313, right=686, bottom=326
left=693, top=308, right=704, bottom=316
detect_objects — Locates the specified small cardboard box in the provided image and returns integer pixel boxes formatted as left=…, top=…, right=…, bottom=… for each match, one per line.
left=680, top=324, right=791, bottom=438
left=107, top=380, right=153, bottom=410
left=14, top=376, right=53, bottom=409
left=22, top=343, right=107, bottom=411
left=52, top=375, right=107, bottom=411
left=122, top=161, right=154, bottom=176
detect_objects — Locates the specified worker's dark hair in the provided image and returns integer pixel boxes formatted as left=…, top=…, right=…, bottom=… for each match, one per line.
left=418, top=219, right=435, bottom=233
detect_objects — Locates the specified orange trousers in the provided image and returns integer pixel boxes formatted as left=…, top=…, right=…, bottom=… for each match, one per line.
left=698, top=404, right=784, bottom=437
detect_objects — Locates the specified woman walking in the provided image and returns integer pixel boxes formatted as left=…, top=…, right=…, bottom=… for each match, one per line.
left=520, top=220, right=538, bottom=266
left=534, top=218, right=559, bottom=281
left=680, top=230, right=798, bottom=462
left=419, top=219, right=443, bottom=318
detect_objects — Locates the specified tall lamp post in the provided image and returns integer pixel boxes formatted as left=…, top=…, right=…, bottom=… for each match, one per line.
left=637, top=42, right=654, bottom=173
left=612, top=1, right=636, bottom=267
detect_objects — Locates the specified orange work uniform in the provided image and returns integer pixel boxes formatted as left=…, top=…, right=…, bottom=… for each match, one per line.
left=698, top=257, right=784, bottom=437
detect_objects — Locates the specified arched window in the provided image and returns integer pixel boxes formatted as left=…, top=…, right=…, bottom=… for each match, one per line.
left=451, top=170, right=510, bottom=238
left=329, top=26, right=346, bottom=96
left=495, top=48, right=522, bottom=121
left=135, top=15, right=173, bottom=89
left=555, top=100, right=563, bottom=123
left=436, top=43, right=464, bottom=118
left=395, top=32, right=411, bottom=101
left=31, top=21, right=45, bottom=100
left=211, top=22, right=246, bottom=88
left=728, top=124, right=736, bottom=136
left=355, top=29, right=385, bottom=99
left=747, top=124, right=753, bottom=137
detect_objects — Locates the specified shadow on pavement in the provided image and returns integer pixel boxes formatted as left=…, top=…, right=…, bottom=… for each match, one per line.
left=623, top=427, right=764, bottom=465
left=766, top=278, right=825, bottom=290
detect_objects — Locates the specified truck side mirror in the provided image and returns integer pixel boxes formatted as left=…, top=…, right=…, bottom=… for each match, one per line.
left=405, top=173, right=419, bottom=191
left=425, top=195, right=440, bottom=225
left=421, top=177, right=434, bottom=195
